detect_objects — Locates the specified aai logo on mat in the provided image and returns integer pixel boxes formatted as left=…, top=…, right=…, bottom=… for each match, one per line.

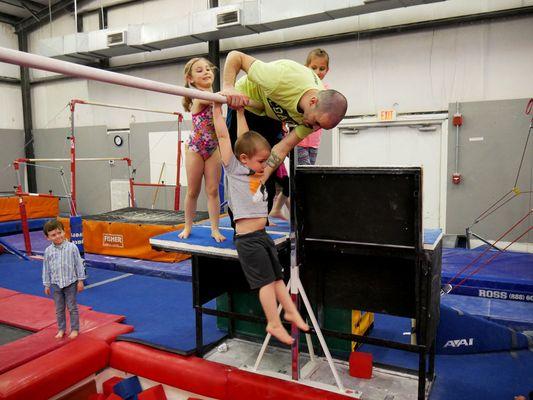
left=443, top=338, right=474, bottom=348
left=103, top=233, right=124, bottom=248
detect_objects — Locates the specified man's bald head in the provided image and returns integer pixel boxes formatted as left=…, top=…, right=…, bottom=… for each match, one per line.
left=316, top=89, right=347, bottom=128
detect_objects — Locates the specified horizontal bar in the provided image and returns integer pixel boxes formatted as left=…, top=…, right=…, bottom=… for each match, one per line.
left=132, top=182, right=177, bottom=188
left=22, top=157, right=129, bottom=162
left=0, top=47, right=227, bottom=103
left=15, top=192, right=64, bottom=198
left=72, top=99, right=182, bottom=116
left=305, top=237, right=415, bottom=250
left=201, top=307, right=426, bottom=353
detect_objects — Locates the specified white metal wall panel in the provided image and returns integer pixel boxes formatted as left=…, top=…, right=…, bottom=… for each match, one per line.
left=0, top=84, right=23, bottom=129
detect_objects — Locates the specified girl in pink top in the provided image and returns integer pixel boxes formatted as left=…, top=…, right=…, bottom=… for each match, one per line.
left=180, top=57, right=225, bottom=242
left=297, top=48, right=330, bottom=166
left=269, top=49, right=331, bottom=220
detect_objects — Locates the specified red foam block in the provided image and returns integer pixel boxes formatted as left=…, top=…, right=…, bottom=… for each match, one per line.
left=349, top=351, right=373, bottom=379
left=0, top=325, right=68, bottom=375
left=106, top=394, right=123, bottom=400
left=110, top=342, right=229, bottom=400
left=138, top=384, right=167, bottom=400
left=88, top=394, right=107, bottom=400
left=84, top=322, right=134, bottom=344
left=227, top=368, right=359, bottom=400
left=0, top=336, right=109, bottom=400
left=79, top=309, right=126, bottom=326
left=103, top=377, right=124, bottom=396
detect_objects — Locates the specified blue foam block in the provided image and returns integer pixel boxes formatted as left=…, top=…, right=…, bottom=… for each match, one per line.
left=113, top=375, right=142, bottom=400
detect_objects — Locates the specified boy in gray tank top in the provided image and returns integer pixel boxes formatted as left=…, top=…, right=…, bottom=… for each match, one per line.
left=213, top=102, right=308, bottom=345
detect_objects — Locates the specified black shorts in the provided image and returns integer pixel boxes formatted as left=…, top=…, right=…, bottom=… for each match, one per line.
left=234, top=229, right=284, bottom=290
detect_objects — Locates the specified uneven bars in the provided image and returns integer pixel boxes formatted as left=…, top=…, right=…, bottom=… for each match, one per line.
left=0, top=47, right=227, bottom=103
left=72, top=99, right=182, bottom=116
left=19, top=157, right=128, bottom=162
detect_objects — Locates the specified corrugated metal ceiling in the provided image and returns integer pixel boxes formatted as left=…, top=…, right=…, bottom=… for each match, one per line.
left=0, top=0, right=63, bottom=25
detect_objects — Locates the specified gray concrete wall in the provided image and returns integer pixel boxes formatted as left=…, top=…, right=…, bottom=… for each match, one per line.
left=315, top=129, right=333, bottom=165
left=446, top=98, right=532, bottom=244
left=0, top=129, right=24, bottom=193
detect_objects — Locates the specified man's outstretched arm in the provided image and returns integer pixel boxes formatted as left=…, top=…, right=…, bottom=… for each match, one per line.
left=261, top=130, right=302, bottom=182
left=221, top=51, right=257, bottom=108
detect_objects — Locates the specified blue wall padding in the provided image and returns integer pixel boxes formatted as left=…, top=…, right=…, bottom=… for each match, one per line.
left=70, top=215, right=84, bottom=255
left=113, top=375, right=142, bottom=400
left=0, top=218, right=48, bottom=235
left=436, top=304, right=530, bottom=354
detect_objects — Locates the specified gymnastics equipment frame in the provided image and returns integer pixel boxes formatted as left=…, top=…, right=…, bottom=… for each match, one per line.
left=0, top=46, right=357, bottom=394
left=69, top=99, right=185, bottom=212
left=12, top=98, right=184, bottom=255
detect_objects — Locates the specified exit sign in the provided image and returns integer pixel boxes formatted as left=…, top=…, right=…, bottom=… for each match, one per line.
left=378, top=110, right=396, bottom=121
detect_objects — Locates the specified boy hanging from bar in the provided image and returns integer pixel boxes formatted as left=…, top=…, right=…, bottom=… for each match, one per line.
left=212, top=102, right=309, bottom=345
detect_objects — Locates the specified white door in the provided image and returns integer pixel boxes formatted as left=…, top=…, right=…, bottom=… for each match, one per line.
left=336, top=121, right=446, bottom=229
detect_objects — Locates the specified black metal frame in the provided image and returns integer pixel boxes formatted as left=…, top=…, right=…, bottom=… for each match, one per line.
left=153, top=165, right=441, bottom=399
left=183, top=243, right=291, bottom=357
left=293, top=166, right=441, bottom=400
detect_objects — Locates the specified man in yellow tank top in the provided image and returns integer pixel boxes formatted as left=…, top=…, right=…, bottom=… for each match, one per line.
left=221, top=50, right=347, bottom=181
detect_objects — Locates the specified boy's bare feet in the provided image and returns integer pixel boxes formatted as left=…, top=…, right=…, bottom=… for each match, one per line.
left=68, top=330, right=79, bottom=339
left=211, top=230, right=226, bottom=243
left=55, top=330, right=65, bottom=339
left=266, top=324, right=294, bottom=345
left=284, top=311, right=310, bottom=332
left=178, top=227, right=191, bottom=239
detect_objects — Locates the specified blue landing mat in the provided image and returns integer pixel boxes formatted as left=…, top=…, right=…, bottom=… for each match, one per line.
left=442, top=247, right=533, bottom=302
left=2, top=254, right=532, bottom=398
left=154, top=226, right=242, bottom=251
left=78, top=273, right=226, bottom=355
left=152, top=225, right=288, bottom=252
left=442, top=294, right=533, bottom=331
left=0, top=254, right=128, bottom=297
left=359, top=312, right=533, bottom=400
left=84, top=254, right=192, bottom=282
left=0, top=218, right=49, bottom=235
left=0, top=231, right=192, bottom=281
left=430, top=350, right=533, bottom=400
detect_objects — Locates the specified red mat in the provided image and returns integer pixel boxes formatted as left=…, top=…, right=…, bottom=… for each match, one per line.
left=0, top=326, right=65, bottom=374
left=0, top=288, right=17, bottom=300
left=0, top=336, right=109, bottom=400
left=0, top=291, right=129, bottom=377
left=84, top=322, right=134, bottom=344
left=0, top=293, right=91, bottom=331
left=79, top=309, right=125, bottom=326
